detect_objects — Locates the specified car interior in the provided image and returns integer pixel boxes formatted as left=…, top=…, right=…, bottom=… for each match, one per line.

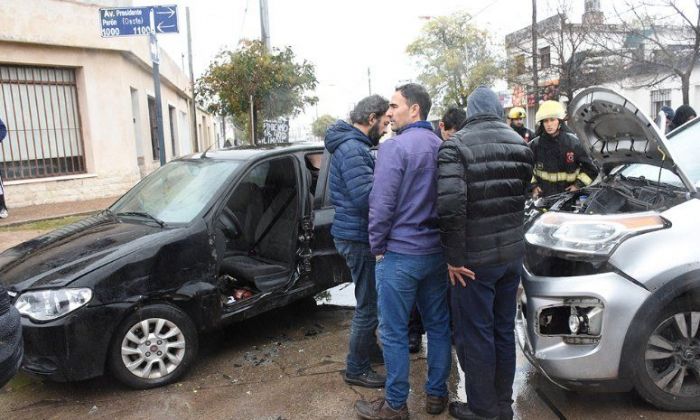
left=216, top=156, right=300, bottom=299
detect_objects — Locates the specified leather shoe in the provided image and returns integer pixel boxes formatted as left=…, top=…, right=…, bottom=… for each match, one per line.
left=426, top=394, right=448, bottom=415
left=355, top=398, right=408, bottom=420
left=448, top=402, right=497, bottom=420
left=408, top=333, right=422, bottom=353
left=344, top=369, right=385, bottom=388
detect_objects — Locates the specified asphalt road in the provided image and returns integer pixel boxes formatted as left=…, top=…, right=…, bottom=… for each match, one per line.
left=0, top=230, right=697, bottom=419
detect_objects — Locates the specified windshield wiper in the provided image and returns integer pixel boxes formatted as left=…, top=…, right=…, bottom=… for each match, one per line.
left=116, top=211, right=165, bottom=227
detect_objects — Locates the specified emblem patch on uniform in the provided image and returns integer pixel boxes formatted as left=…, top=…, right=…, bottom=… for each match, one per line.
left=565, top=152, right=574, bottom=163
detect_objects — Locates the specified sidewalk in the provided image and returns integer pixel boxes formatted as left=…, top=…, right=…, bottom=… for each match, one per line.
left=0, top=195, right=121, bottom=228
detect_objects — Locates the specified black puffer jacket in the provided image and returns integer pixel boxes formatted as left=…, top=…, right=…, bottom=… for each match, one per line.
left=437, top=111, right=534, bottom=268
left=0, top=285, right=23, bottom=388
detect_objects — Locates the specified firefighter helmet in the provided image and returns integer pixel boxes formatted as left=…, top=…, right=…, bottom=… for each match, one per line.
left=535, top=100, right=566, bottom=122
left=508, top=107, right=527, bottom=120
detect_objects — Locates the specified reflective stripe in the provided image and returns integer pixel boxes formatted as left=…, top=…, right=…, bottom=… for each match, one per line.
left=533, top=168, right=579, bottom=183
left=577, top=171, right=593, bottom=185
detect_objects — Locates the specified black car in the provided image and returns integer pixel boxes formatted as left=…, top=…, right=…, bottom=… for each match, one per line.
left=0, top=143, right=349, bottom=389
left=0, top=284, right=23, bottom=387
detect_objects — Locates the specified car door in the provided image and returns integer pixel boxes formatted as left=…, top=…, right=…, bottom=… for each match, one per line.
left=307, top=150, right=351, bottom=287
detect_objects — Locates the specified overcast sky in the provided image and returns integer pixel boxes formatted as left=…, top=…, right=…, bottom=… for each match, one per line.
left=131, top=0, right=671, bottom=132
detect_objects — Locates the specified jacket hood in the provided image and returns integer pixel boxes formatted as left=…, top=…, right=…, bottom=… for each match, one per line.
left=324, top=120, right=373, bottom=153
left=467, top=86, right=504, bottom=119
left=568, top=87, right=696, bottom=193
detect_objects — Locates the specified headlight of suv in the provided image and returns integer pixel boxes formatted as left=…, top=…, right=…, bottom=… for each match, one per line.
left=525, top=211, right=669, bottom=257
left=15, top=288, right=93, bottom=322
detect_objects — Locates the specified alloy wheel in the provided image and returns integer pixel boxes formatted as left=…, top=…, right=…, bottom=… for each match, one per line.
left=644, top=311, right=700, bottom=397
left=120, top=318, right=186, bottom=379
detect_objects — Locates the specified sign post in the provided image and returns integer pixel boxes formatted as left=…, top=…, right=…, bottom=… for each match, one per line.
left=99, top=5, right=179, bottom=166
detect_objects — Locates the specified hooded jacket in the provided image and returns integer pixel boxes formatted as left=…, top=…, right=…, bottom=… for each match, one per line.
left=437, top=86, right=534, bottom=267
left=324, top=120, right=376, bottom=242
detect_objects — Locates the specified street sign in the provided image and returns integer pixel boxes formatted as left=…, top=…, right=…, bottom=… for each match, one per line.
left=99, top=5, right=178, bottom=38
left=262, top=120, right=290, bottom=144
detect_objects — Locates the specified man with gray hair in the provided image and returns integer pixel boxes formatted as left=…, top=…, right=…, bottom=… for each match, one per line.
left=324, top=95, right=390, bottom=388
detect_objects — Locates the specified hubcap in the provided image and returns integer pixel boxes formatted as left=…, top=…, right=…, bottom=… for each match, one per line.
left=121, top=318, right=186, bottom=379
left=644, top=311, right=700, bottom=397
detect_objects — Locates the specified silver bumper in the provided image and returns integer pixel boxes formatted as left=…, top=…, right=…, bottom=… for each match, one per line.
left=516, top=267, right=650, bottom=383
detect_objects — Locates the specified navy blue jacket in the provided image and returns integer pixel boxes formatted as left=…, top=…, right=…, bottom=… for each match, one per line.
left=324, top=120, right=375, bottom=242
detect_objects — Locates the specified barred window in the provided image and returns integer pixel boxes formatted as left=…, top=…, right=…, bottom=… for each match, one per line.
left=0, top=65, right=86, bottom=180
left=650, top=89, right=671, bottom=117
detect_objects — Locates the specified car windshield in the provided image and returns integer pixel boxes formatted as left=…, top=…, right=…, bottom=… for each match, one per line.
left=619, top=120, right=700, bottom=188
left=110, top=160, right=240, bottom=224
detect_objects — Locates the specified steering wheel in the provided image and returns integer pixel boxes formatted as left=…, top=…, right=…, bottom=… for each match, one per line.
left=220, top=208, right=243, bottom=239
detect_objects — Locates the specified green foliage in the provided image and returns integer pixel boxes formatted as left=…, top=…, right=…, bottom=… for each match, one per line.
left=196, top=40, right=318, bottom=139
left=406, top=12, right=503, bottom=113
left=311, top=114, right=338, bottom=139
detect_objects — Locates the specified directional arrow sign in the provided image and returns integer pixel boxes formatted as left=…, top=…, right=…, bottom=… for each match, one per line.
left=99, top=5, right=179, bottom=37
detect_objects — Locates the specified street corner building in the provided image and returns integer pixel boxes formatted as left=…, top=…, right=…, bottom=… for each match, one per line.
left=0, top=0, right=218, bottom=207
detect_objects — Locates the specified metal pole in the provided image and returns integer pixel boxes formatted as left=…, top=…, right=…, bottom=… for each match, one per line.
left=149, top=22, right=167, bottom=166
left=260, top=0, right=271, bottom=50
left=187, top=7, right=199, bottom=152
left=531, top=0, right=539, bottom=105
left=249, top=94, right=255, bottom=145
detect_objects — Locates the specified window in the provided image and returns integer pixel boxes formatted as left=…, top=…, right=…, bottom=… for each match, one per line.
left=650, top=89, right=671, bottom=117
left=515, top=54, right=526, bottom=75
left=539, top=46, right=551, bottom=70
left=0, top=65, right=86, bottom=180
left=147, top=96, right=159, bottom=161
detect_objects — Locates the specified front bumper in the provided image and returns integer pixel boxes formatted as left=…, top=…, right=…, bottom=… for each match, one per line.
left=516, top=267, right=650, bottom=390
left=20, top=303, right=131, bottom=382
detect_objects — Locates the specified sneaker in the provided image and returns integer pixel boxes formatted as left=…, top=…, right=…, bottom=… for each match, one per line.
left=0, top=208, right=7, bottom=219
left=343, top=369, right=386, bottom=388
left=355, top=398, right=408, bottom=420
left=426, top=394, right=448, bottom=415
left=448, top=402, right=498, bottom=420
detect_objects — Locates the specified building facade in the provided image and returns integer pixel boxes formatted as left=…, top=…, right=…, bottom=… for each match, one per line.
left=0, top=0, right=216, bottom=207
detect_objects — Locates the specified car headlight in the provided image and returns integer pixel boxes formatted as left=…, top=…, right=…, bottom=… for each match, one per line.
left=15, top=288, right=93, bottom=322
left=525, top=211, right=668, bottom=256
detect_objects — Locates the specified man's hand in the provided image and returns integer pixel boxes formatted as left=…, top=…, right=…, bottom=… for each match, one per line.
left=532, top=186, right=543, bottom=198
left=448, top=264, right=476, bottom=287
left=565, top=184, right=579, bottom=192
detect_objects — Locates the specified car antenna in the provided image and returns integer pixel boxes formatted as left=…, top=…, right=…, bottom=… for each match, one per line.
left=201, top=144, right=214, bottom=159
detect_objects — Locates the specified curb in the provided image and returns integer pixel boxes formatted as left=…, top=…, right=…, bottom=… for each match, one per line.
left=0, top=210, right=100, bottom=229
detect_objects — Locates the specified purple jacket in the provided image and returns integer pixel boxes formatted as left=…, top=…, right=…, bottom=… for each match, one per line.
left=369, top=125, right=443, bottom=256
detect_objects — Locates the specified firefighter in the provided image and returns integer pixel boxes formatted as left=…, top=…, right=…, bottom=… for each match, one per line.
left=508, top=106, right=535, bottom=142
left=529, top=100, right=598, bottom=198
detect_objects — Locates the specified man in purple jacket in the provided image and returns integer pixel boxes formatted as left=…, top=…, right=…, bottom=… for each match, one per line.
left=355, top=84, right=451, bottom=420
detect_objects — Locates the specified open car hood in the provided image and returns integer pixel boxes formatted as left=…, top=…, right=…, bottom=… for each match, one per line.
left=568, top=87, right=696, bottom=193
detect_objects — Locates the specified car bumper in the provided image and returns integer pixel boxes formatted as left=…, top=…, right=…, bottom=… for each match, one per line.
left=21, top=303, right=131, bottom=382
left=516, top=267, right=650, bottom=390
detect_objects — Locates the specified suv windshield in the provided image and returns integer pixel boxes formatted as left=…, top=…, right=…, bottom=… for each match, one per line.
left=110, top=160, right=241, bottom=224
left=619, top=120, right=700, bottom=188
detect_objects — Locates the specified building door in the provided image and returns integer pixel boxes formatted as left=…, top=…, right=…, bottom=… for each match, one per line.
left=168, top=105, right=177, bottom=158
left=147, top=96, right=159, bottom=162
left=130, top=88, right=145, bottom=177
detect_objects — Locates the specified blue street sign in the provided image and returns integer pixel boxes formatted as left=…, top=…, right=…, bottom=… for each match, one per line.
left=99, top=5, right=179, bottom=38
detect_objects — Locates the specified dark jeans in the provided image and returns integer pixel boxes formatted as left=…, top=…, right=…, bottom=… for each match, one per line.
left=334, top=239, right=380, bottom=376
left=450, top=258, right=523, bottom=419
left=408, top=305, right=424, bottom=336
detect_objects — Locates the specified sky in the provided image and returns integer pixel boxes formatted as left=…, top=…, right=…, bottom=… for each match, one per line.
left=131, top=0, right=643, bottom=134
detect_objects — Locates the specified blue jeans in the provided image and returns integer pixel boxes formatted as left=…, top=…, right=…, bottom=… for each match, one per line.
left=450, top=258, right=523, bottom=418
left=334, top=239, right=380, bottom=377
left=376, top=251, right=451, bottom=409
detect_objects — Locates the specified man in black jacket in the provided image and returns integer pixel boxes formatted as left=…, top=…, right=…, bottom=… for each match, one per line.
left=437, top=86, right=533, bottom=420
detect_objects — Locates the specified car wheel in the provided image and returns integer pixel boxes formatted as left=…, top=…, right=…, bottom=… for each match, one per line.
left=631, top=300, right=700, bottom=411
left=109, top=304, right=198, bottom=389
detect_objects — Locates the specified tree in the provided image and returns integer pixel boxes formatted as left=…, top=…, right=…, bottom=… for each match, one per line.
left=196, top=40, right=318, bottom=143
left=593, top=1, right=700, bottom=105
left=406, top=12, right=502, bottom=114
left=312, top=114, right=337, bottom=139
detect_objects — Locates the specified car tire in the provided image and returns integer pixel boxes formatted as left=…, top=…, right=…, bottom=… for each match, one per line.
left=109, top=304, right=198, bottom=389
left=631, top=299, right=700, bottom=411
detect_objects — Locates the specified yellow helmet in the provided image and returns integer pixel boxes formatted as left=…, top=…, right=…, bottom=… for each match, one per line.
left=535, top=100, right=566, bottom=123
left=508, top=107, right=526, bottom=120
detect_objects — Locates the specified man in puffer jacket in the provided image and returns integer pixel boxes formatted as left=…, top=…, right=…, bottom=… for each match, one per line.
left=324, top=95, right=390, bottom=388
left=437, top=86, right=533, bottom=420
left=0, top=285, right=23, bottom=388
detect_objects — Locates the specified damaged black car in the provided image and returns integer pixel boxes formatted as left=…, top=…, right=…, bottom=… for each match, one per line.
left=0, top=143, right=349, bottom=389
